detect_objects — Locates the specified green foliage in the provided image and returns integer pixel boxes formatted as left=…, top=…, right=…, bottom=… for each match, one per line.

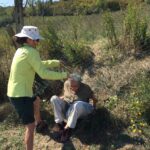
left=105, top=95, right=119, bottom=110
left=131, top=72, right=150, bottom=123
left=0, top=103, right=20, bottom=125
left=72, top=0, right=107, bottom=15
left=102, top=11, right=118, bottom=47
left=118, top=71, right=150, bottom=134
left=106, top=0, right=128, bottom=11
left=0, top=29, right=15, bottom=103
left=145, top=0, right=150, bottom=4
left=107, top=0, right=121, bottom=11
left=25, top=0, right=108, bottom=16
left=0, top=7, right=14, bottom=27
left=101, top=69, right=150, bottom=137
left=63, top=41, right=93, bottom=68
left=39, top=23, right=63, bottom=60
left=123, top=1, right=148, bottom=52
left=65, top=16, right=81, bottom=42
left=39, top=22, right=94, bottom=69
left=0, top=124, right=24, bottom=150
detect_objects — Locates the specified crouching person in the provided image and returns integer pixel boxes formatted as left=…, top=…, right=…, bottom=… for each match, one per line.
left=50, top=74, right=98, bottom=142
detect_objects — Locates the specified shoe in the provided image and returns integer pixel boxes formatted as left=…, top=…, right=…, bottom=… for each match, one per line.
left=60, top=128, right=72, bottom=143
left=52, top=122, right=66, bottom=132
left=36, top=120, right=48, bottom=133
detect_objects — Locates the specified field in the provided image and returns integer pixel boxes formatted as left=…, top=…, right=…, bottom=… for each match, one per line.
left=0, top=1, right=150, bottom=150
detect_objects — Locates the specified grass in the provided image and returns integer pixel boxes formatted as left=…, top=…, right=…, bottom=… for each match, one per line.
left=0, top=124, right=24, bottom=150
left=0, top=2, right=150, bottom=149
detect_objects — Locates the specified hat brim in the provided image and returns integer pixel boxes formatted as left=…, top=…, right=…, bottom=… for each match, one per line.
left=14, top=33, right=44, bottom=40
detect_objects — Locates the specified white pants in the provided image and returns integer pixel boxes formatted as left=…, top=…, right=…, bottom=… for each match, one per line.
left=50, top=95, right=94, bottom=128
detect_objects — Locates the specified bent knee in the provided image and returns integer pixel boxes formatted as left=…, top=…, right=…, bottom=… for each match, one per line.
left=73, top=102, right=84, bottom=110
left=50, top=95, right=59, bottom=103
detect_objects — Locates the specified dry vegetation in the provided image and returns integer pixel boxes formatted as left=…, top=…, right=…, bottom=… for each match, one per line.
left=0, top=1, right=150, bottom=150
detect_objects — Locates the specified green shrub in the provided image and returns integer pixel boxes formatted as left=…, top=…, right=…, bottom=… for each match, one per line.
left=107, top=0, right=128, bottom=11
left=118, top=71, right=150, bottom=133
left=0, top=7, right=14, bottom=27
left=102, top=11, right=118, bottom=47
left=63, top=41, right=94, bottom=68
left=105, top=95, right=119, bottom=110
left=39, top=23, right=63, bottom=60
left=0, top=16, right=13, bottom=27
left=145, top=0, right=150, bottom=4
left=107, top=0, right=121, bottom=11
left=0, top=30, right=15, bottom=103
left=123, top=1, right=148, bottom=52
left=39, top=22, right=94, bottom=69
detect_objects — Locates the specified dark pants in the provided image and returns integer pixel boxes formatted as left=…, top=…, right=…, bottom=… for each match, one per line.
left=9, top=96, right=36, bottom=125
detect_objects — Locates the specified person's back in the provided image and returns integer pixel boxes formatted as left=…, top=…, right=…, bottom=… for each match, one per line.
left=76, top=82, right=93, bottom=103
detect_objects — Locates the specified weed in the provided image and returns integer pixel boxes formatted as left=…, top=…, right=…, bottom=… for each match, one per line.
left=102, top=11, right=118, bottom=47
left=123, top=1, right=148, bottom=53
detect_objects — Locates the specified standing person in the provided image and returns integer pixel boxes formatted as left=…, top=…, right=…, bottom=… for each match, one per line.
left=7, top=26, right=68, bottom=150
left=50, top=73, right=98, bottom=142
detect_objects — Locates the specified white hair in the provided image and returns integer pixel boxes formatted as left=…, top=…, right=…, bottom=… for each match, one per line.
left=69, top=73, right=82, bottom=82
left=63, top=79, right=78, bottom=103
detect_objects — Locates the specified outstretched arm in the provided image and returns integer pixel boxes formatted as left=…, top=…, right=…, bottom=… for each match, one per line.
left=41, top=60, right=60, bottom=68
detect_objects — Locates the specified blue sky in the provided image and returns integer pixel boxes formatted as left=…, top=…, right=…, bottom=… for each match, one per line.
left=0, top=0, right=59, bottom=7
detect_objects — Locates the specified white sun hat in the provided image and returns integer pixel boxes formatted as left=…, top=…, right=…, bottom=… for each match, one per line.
left=14, top=26, right=43, bottom=40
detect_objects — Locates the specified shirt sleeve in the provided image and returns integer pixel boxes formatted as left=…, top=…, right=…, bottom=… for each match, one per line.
left=28, top=49, right=67, bottom=80
left=41, top=60, right=60, bottom=68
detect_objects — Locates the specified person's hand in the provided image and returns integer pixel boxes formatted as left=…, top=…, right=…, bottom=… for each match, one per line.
left=60, top=60, right=73, bottom=73
left=59, top=96, right=64, bottom=100
left=59, top=60, right=65, bottom=67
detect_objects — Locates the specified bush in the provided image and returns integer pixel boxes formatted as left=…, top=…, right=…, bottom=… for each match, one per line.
left=63, top=41, right=94, bottom=69
left=0, top=16, right=13, bottom=27
left=39, top=23, right=63, bottom=60
left=102, top=11, right=118, bottom=47
left=123, top=1, right=148, bottom=53
left=145, top=0, right=150, bottom=4
left=0, top=7, right=14, bottom=27
left=39, top=22, right=94, bottom=69
left=118, top=71, right=150, bottom=133
left=107, top=0, right=128, bottom=11
left=107, top=0, right=121, bottom=11
left=0, top=30, right=15, bottom=103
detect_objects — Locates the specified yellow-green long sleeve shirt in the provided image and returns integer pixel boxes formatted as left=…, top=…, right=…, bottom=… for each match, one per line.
left=7, top=45, right=67, bottom=97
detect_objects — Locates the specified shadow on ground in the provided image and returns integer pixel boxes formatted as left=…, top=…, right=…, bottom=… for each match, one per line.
left=40, top=107, right=145, bottom=150
left=73, top=107, right=144, bottom=150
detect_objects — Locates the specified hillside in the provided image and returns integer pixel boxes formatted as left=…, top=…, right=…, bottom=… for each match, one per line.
left=0, top=40, right=149, bottom=150
left=0, top=1, right=150, bottom=150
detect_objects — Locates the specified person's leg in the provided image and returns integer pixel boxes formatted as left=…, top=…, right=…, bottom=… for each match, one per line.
left=33, top=96, right=42, bottom=124
left=50, top=95, right=68, bottom=123
left=9, top=97, right=36, bottom=149
left=25, top=122, right=35, bottom=150
left=66, top=101, right=94, bottom=129
left=60, top=101, right=94, bottom=142
left=33, top=96, right=49, bottom=133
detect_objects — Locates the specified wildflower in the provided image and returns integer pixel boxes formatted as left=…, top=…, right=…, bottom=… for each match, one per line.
left=131, top=119, right=134, bottom=123
left=132, top=129, right=137, bottom=133
left=138, top=130, right=142, bottom=134
left=140, top=123, right=145, bottom=127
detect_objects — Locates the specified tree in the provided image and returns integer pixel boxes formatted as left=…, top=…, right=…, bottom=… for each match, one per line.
left=14, top=0, right=24, bottom=32
left=27, top=0, right=37, bottom=16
